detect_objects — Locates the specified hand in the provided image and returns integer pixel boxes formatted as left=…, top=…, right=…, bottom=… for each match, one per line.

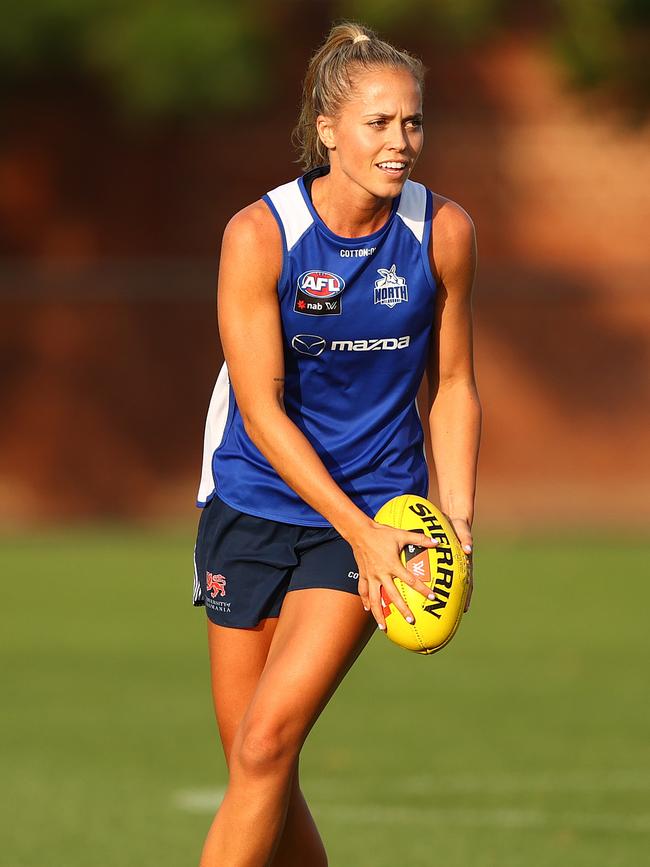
left=447, top=516, right=474, bottom=613
left=348, top=520, right=440, bottom=631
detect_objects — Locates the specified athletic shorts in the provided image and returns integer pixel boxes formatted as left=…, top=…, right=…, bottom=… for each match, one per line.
left=192, top=492, right=361, bottom=628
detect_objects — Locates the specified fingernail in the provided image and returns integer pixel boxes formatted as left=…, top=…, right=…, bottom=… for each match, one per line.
left=378, top=623, right=386, bottom=631
left=427, top=592, right=436, bottom=600
left=432, top=537, right=440, bottom=544
left=363, top=605, right=369, bottom=611
left=463, top=544, right=472, bottom=553
left=406, top=616, right=414, bottom=624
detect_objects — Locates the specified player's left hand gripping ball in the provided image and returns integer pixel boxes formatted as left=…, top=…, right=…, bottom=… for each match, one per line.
left=374, top=494, right=472, bottom=655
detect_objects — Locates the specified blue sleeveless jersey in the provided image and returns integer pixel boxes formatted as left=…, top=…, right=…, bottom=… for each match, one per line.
left=197, top=165, right=437, bottom=526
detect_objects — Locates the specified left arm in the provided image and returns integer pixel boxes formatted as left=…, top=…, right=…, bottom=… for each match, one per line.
left=421, top=196, right=481, bottom=608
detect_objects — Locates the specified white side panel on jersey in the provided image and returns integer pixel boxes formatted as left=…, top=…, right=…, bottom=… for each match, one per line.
left=265, top=180, right=314, bottom=250
left=397, top=180, right=427, bottom=243
left=197, top=360, right=231, bottom=503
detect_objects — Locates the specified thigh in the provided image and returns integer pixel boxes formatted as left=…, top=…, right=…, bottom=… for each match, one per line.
left=207, top=617, right=279, bottom=764
left=235, top=588, right=377, bottom=757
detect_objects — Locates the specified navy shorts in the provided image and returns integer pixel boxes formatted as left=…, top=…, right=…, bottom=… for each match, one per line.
left=192, top=493, right=361, bottom=628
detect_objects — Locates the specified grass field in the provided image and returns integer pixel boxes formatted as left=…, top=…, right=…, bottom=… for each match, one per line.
left=1, top=527, right=648, bottom=866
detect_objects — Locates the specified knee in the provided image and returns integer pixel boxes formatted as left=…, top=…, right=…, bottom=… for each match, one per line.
left=235, top=721, right=300, bottom=778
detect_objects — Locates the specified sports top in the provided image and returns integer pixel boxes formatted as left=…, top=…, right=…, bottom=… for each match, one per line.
left=196, top=164, right=437, bottom=526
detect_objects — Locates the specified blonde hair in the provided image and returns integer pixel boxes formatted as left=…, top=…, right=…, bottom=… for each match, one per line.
left=291, top=21, right=426, bottom=172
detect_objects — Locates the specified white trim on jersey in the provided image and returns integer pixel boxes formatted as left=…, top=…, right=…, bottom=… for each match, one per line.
left=197, top=360, right=231, bottom=504
left=265, top=180, right=314, bottom=251
left=396, top=180, right=427, bottom=243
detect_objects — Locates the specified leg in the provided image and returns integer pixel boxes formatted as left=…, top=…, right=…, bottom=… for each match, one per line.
left=203, top=616, right=328, bottom=866
left=199, top=588, right=376, bottom=867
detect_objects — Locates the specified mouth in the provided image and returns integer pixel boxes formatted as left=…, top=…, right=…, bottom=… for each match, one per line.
left=376, top=161, right=409, bottom=177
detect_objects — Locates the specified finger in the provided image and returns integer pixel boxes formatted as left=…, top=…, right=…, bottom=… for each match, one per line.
left=383, top=577, right=415, bottom=624
left=358, top=575, right=370, bottom=611
left=404, top=531, right=440, bottom=548
left=455, top=529, right=473, bottom=556
left=368, top=579, right=386, bottom=631
left=396, top=562, right=436, bottom=602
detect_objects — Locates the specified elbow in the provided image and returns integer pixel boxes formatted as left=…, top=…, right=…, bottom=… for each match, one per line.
left=241, top=400, right=285, bottom=445
left=241, top=411, right=261, bottom=443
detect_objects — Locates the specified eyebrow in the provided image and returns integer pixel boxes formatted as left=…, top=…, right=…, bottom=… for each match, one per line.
left=362, top=112, right=423, bottom=120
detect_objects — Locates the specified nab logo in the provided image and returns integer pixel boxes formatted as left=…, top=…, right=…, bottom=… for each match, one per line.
left=294, top=270, right=345, bottom=316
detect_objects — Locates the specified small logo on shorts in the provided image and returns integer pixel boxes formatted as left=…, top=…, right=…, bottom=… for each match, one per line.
left=206, top=572, right=227, bottom=598
left=347, top=571, right=359, bottom=581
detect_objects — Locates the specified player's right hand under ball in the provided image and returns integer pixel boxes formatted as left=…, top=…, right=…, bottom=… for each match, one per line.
left=350, top=521, right=439, bottom=630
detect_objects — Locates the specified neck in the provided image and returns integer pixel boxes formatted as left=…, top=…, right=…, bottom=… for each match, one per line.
left=310, top=164, right=395, bottom=238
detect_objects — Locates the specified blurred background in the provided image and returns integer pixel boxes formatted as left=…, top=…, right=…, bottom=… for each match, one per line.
left=1, top=2, right=648, bottom=866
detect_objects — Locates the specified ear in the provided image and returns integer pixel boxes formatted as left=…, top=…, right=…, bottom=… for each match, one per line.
left=316, top=115, right=336, bottom=151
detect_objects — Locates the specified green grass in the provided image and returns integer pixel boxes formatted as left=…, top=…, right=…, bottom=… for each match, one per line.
left=1, top=528, right=648, bottom=866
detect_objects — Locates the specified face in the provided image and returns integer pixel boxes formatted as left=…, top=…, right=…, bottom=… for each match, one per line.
left=317, top=66, right=424, bottom=198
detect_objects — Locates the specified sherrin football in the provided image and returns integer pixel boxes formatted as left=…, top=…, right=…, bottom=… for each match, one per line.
left=374, top=494, right=471, bottom=655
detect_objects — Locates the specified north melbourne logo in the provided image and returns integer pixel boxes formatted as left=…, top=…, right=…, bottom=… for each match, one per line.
left=374, top=264, right=408, bottom=308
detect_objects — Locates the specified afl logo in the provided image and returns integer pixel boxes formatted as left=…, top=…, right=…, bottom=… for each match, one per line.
left=299, top=270, right=345, bottom=298
left=294, top=270, right=345, bottom=316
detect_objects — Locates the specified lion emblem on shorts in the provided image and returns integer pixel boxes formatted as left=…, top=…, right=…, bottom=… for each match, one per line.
left=206, top=572, right=227, bottom=598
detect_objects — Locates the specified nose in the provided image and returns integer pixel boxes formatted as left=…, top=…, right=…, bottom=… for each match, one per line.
left=387, top=123, right=408, bottom=152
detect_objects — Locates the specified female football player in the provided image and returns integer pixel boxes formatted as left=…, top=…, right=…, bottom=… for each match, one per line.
left=192, top=20, right=480, bottom=866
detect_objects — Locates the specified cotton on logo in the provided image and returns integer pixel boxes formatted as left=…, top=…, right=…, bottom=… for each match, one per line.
left=206, top=572, right=227, bottom=598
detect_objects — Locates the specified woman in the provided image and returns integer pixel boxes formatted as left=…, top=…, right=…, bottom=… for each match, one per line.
left=192, top=21, right=480, bottom=867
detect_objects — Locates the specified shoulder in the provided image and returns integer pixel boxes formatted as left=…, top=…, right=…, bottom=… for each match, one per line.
left=429, top=194, right=476, bottom=288
left=223, top=198, right=282, bottom=249
left=221, top=199, right=283, bottom=283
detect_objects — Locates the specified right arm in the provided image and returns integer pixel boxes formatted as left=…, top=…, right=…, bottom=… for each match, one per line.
left=216, top=201, right=438, bottom=628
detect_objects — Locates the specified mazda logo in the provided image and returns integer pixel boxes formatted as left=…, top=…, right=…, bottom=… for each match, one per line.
left=291, top=334, right=326, bottom=356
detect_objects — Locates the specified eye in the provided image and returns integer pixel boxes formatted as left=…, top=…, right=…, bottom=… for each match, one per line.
left=369, top=119, right=387, bottom=127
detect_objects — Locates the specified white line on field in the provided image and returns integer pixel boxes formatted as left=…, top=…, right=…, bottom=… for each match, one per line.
left=314, top=804, right=650, bottom=834
left=395, top=769, right=650, bottom=795
left=173, top=787, right=226, bottom=812
left=302, top=769, right=650, bottom=799
left=172, top=788, right=650, bottom=833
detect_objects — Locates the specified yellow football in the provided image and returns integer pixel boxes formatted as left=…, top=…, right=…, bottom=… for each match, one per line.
left=374, top=494, right=471, bottom=655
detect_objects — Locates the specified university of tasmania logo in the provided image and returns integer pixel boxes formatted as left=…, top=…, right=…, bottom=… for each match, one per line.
left=206, top=572, right=227, bottom=598
left=374, top=264, right=408, bottom=307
